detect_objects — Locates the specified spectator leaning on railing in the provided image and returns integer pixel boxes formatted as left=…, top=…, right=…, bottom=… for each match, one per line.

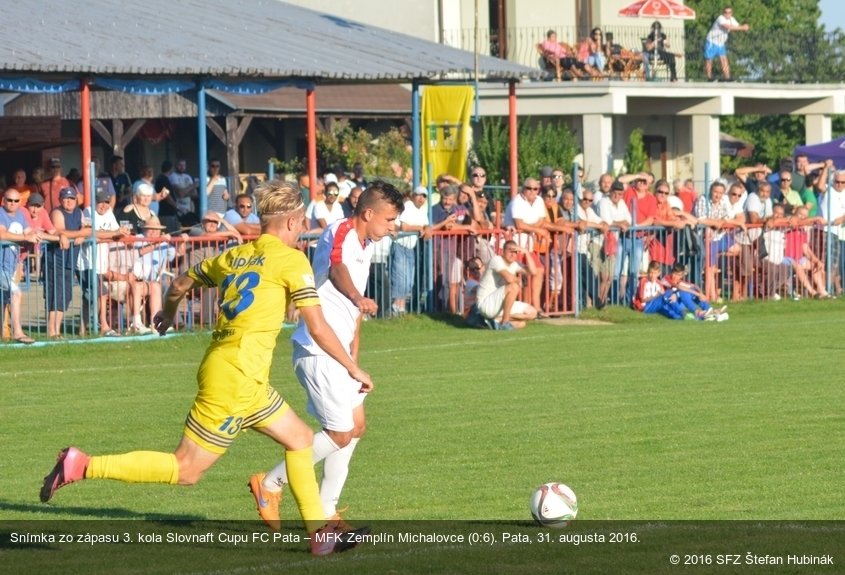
left=694, top=181, right=735, bottom=302
left=0, top=188, right=46, bottom=344
left=76, top=190, right=132, bottom=337
left=817, top=169, right=845, bottom=297
left=390, top=186, right=430, bottom=317
left=46, top=188, right=90, bottom=339
left=503, top=178, right=549, bottom=313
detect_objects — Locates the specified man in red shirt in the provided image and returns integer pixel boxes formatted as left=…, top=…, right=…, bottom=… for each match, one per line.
left=40, top=158, right=73, bottom=212
left=617, top=172, right=657, bottom=303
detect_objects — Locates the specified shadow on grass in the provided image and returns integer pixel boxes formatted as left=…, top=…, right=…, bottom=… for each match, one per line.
left=424, top=312, right=474, bottom=329
left=0, top=500, right=204, bottom=521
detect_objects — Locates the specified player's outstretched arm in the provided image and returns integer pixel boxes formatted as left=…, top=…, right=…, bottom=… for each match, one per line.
left=299, top=305, right=374, bottom=393
left=152, top=272, right=201, bottom=336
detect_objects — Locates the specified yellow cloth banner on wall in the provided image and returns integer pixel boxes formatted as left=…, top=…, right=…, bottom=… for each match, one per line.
left=421, top=86, right=474, bottom=186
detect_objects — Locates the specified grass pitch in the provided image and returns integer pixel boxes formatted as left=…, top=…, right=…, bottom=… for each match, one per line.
left=2, top=300, right=843, bottom=573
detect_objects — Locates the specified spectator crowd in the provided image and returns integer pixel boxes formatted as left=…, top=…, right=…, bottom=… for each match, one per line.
left=2, top=150, right=843, bottom=341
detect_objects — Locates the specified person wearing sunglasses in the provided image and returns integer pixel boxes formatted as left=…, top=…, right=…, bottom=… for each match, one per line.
left=584, top=27, right=606, bottom=72
left=222, top=192, right=261, bottom=237
left=311, top=182, right=345, bottom=231
left=205, top=158, right=230, bottom=216
left=0, top=190, right=43, bottom=344
left=469, top=167, right=487, bottom=194
left=502, top=178, right=551, bottom=313
left=575, top=190, right=609, bottom=309
left=778, top=170, right=804, bottom=214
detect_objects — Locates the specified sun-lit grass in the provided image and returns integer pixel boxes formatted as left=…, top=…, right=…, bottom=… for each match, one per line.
left=3, top=301, right=843, bottom=573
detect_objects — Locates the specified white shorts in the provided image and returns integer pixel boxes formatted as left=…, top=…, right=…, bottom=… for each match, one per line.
left=477, top=286, right=531, bottom=320
left=292, top=343, right=366, bottom=432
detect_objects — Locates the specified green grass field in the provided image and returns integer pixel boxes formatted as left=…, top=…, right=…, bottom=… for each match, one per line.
left=3, top=301, right=844, bottom=573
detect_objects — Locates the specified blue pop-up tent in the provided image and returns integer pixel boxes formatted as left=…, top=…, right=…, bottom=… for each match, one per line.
left=793, top=136, right=845, bottom=166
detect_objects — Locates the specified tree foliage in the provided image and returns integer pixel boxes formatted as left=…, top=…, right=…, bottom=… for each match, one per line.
left=720, top=115, right=805, bottom=174
left=284, top=119, right=412, bottom=183
left=685, top=1, right=845, bottom=169
left=470, top=117, right=579, bottom=185
left=684, top=0, right=844, bottom=82
left=470, top=117, right=510, bottom=185
left=315, top=119, right=373, bottom=172
left=624, top=128, right=648, bottom=174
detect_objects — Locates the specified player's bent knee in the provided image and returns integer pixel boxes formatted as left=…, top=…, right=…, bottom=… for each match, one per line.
left=326, top=429, right=354, bottom=448
left=352, top=421, right=367, bottom=439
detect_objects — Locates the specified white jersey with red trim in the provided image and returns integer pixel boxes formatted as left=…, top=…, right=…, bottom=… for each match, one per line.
left=291, top=217, right=373, bottom=355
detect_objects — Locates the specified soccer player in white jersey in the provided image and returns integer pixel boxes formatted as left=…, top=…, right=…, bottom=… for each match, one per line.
left=250, top=180, right=405, bottom=530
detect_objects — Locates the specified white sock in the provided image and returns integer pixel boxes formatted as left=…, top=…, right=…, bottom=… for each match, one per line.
left=133, top=314, right=143, bottom=326
left=320, top=437, right=359, bottom=517
left=262, top=431, right=340, bottom=490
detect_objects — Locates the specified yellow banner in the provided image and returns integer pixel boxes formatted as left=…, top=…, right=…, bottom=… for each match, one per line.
left=421, top=86, right=474, bottom=186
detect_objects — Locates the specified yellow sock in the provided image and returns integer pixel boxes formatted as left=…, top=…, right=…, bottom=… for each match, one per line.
left=284, top=447, right=325, bottom=533
left=86, top=451, right=179, bottom=484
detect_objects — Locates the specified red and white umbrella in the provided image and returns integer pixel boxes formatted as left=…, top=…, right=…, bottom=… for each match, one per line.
left=618, top=0, right=696, bottom=20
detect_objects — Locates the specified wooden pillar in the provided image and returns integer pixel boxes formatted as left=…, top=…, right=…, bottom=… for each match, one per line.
left=225, top=115, right=253, bottom=195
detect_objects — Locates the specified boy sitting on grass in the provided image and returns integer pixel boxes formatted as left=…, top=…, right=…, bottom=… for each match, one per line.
left=662, top=262, right=728, bottom=321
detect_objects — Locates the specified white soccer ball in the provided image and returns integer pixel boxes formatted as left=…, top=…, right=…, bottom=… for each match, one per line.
left=529, top=482, right=578, bottom=528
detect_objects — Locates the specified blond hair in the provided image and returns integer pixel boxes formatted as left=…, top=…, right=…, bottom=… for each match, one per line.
left=254, top=180, right=305, bottom=221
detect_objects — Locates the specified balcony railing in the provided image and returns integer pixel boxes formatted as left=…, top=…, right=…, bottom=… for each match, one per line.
left=442, top=25, right=845, bottom=83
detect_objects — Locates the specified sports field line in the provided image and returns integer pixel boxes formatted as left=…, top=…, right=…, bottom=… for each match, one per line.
left=3, top=332, right=561, bottom=377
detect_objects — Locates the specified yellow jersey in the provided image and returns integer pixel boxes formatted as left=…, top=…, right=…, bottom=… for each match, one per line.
left=188, top=234, right=320, bottom=383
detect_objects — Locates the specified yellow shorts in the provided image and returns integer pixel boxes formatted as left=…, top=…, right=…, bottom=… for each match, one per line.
left=183, top=353, right=289, bottom=454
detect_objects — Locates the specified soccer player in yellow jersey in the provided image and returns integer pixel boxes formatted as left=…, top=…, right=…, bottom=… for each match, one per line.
left=40, top=181, right=372, bottom=555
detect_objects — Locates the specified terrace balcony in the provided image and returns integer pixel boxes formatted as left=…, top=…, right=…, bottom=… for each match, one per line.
left=442, top=25, right=845, bottom=83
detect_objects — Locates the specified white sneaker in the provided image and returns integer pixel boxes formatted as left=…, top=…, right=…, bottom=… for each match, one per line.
left=771, top=293, right=782, bottom=301
left=131, top=323, right=153, bottom=335
left=716, top=312, right=729, bottom=322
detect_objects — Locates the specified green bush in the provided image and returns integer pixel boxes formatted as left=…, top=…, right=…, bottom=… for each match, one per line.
left=624, top=128, right=647, bottom=175
left=471, top=117, right=579, bottom=185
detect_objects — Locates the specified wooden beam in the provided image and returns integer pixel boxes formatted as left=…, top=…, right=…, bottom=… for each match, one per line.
left=121, top=119, right=146, bottom=149
left=111, top=119, right=123, bottom=156
left=91, top=120, right=112, bottom=148
left=205, top=117, right=226, bottom=144
left=234, top=116, right=252, bottom=145
left=225, top=115, right=240, bottom=189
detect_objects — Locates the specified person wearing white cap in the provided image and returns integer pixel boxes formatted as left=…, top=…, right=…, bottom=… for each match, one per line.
left=389, top=186, right=430, bottom=316
left=128, top=217, right=187, bottom=334
left=119, top=182, right=155, bottom=234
